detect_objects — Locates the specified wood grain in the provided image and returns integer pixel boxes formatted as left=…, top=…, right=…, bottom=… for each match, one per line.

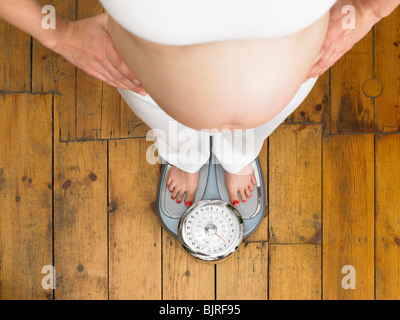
left=54, top=103, right=108, bottom=299
left=330, top=30, right=374, bottom=134
left=375, top=134, right=400, bottom=299
left=216, top=242, right=268, bottom=300
left=269, top=244, right=321, bottom=300
left=375, top=6, right=400, bottom=133
left=162, top=233, right=215, bottom=300
left=108, top=139, right=161, bottom=299
left=322, top=134, right=374, bottom=300
left=0, top=94, right=52, bottom=299
left=269, top=124, right=322, bottom=244
left=0, top=22, right=31, bottom=92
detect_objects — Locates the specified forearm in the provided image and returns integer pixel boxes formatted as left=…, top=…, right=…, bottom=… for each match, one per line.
left=0, top=0, right=68, bottom=49
left=357, top=0, right=400, bottom=19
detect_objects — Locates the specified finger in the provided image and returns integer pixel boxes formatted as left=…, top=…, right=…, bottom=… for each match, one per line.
left=101, top=59, right=139, bottom=90
left=313, top=48, right=326, bottom=65
left=308, top=49, right=338, bottom=78
left=105, top=44, right=142, bottom=85
left=83, top=64, right=144, bottom=93
left=106, top=46, right=137, bottom=81
left=80, top=64, right=113, bottom=83
left=318, top=50, right=345, bottom=76
left=89, top=43, right=144, bottom=91
left=105, top=63, right=146, bottom=94
left=90, top=61, right=139, bottom=91
left=83, top=67, right=120, bottom=88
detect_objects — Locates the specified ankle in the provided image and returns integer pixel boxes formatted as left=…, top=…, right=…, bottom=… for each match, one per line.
left=229, top=163, right=254, bottom=176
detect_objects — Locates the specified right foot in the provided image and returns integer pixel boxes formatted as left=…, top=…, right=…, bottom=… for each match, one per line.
left=166, top=166, right=199, bottom=207
left=224, top=163, right=256, bottom=206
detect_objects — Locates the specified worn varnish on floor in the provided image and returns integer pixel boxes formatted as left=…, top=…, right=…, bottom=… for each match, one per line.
left=1, top=2, right=400, bottom=300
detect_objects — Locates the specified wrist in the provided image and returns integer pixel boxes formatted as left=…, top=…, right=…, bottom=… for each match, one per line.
left=38, top=15, right=70, bottom=51
left=353, top=0, right=384, bottom=21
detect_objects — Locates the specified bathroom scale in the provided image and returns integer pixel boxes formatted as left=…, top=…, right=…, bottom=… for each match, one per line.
left=156, top=136, right=266, bottom=261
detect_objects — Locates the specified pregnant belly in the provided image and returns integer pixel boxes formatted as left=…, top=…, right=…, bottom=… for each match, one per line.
left=107, top=12, right=329, bottom=131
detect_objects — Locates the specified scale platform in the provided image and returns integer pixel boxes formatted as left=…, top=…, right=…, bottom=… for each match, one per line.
left=156, top=137, right=266, bottom=239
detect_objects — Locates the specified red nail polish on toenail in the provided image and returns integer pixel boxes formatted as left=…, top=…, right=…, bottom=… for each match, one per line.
left=176, top=200, right=181, bottom=204
left=171, top=196, right=175, bottom=200
left=186, top=201, right=192, bottom=206
left=233, top=200, right=239, bottom=206
left=248, top=194, right=252, bottom=198
left=242, top=199, right=247, bottom=202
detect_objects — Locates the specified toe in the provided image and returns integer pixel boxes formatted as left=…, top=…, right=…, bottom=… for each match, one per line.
left=184, top=190, right=196, bottom=207
left=171, top=188, right=179, bottom=200
left=168, top=183, right=175, bottom=194
left=176, top=189, right=184, bottom=204
left=239, top=189, right=247, bottom=203
left=249, top=179, right=255, bottom=192
left=166, top=176, right=172, bottom=186
left=227, top=188, right=240, bottom=206
left=166, top=170, right=174, bottom=186
left=245, top=186, right=252, bottom=198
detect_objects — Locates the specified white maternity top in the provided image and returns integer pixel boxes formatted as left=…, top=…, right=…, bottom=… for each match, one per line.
left=99, top=0, right=336, bottom=46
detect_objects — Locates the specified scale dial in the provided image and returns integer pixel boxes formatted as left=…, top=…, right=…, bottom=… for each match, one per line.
left=178, top=200, right=244, bottom=261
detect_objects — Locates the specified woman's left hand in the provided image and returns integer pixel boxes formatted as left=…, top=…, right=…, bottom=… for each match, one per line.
left=305, top=0, right=381, bottom=80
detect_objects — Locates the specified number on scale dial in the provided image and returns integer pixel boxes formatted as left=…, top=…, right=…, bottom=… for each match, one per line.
left=184, top=205, right=238, bottom=255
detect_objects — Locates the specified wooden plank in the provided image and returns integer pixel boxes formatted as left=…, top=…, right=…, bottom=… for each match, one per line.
left=269, top=124, right=322, bottom=244
left=33, top=0, right=77, bottom=141
left=375, top=7, right=400, bottom=133
left=0, top=22, right=31, bottom=92
left=101, top=88, right=155, bottom=140
left=269, top=244, right=321, bottom=300
left=75, top=0, right=104, bottom=140
left=99, top=85, right=122, bottom=139
left=108, top=139, right=161, bottom=299
left=322, top=134, right=374, bottom=300
left=54, top=100, right=108, bottom=299
left=286, top=73, right=330, bottom=132
left=0, top=94, right=52, bottom=299
left=163, top=233, right=215, bottom=300
left=216, top=242, right=268, bottom=300
left=375, top=134, right=400, bottom=299
left=330, top=30, right=374, bottom=134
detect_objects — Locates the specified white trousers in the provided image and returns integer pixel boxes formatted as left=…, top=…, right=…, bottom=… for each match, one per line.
left=118, top=77, right=318, bottom=174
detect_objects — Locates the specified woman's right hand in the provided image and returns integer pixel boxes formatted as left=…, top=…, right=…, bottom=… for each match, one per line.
left=50, top=13, right=147, bottom=95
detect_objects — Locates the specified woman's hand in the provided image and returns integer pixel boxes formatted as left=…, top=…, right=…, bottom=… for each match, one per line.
left=50, top=13, right=147, bottom=95
left=306, top=0, right=381, bottom=80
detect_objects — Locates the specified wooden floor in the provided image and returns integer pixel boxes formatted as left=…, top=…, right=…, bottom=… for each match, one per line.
left=1, top=1, right=400, bottom=300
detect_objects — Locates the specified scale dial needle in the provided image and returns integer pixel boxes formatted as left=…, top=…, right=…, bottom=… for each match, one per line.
left=215, top=233, right=225, bottom=242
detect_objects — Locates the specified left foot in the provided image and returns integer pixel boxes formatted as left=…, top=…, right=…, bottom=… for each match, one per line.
left=224, top=163, right=256, bottom=206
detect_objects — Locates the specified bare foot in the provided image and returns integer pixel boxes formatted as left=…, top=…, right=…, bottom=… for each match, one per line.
left=166, top=166, right=199, bottom=207
left=224, top=163, right=257, bottom=206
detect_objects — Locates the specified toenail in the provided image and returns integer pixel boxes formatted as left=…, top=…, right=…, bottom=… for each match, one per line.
left=248, top=194, right=251, bottom=198
left=185, top=201, right=193, bottom=206
left=176, top=200, right=181, bottom=204
left=171, top=196, right=175, bottom=200
left=233, top=200, right=239, bottom=206
left=242, top=199, right=247, bottom=202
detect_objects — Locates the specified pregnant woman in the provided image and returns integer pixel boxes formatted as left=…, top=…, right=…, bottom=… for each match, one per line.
left=1, top=0, right=398, bottom=207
